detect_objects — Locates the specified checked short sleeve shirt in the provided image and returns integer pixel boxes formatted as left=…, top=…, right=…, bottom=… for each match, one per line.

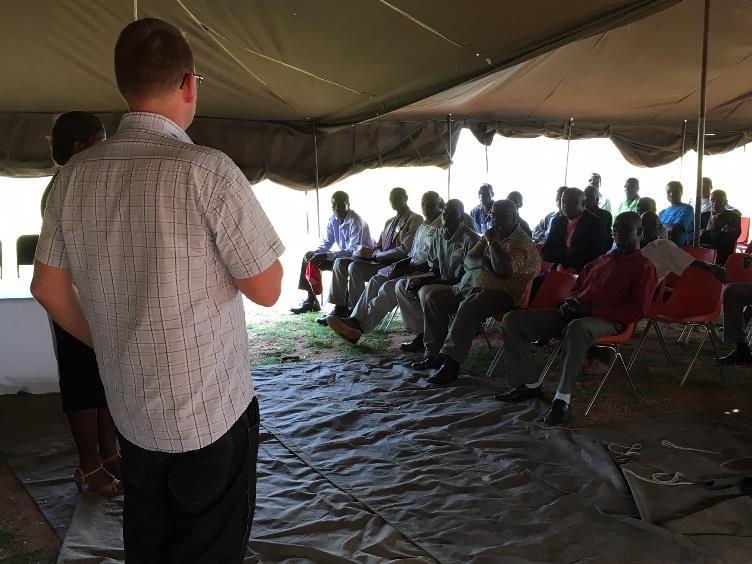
left=36, top=112, right=284, bottom=453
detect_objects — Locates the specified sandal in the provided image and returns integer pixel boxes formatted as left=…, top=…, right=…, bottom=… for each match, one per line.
left=102, top=452, right=122, bottom=480
left=73, top=465, right=124, bottom=498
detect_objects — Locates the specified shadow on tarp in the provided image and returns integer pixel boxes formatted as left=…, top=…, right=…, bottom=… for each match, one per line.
left=1, top=356, right=750, bottom=563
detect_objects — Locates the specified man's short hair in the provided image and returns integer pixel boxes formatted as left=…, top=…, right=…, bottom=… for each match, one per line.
left=115, top=18, right=194, bottom=100
left=479, top=183, right=494, bottom=195
left=332, top=190, right=349, bottom=204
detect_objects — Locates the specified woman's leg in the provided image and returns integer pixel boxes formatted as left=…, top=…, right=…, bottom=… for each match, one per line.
left=67, top=408, right=101, bottom=472
left=98, top=408, right=121, bottom=479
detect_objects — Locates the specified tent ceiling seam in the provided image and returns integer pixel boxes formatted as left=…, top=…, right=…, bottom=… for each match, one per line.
left=175, top=0, right=305, bottom=117
left=376, top=0, right=465, bottom=48
left=177, top=0, right=373, bottom=99
left=647, top=47, right=752, bottom=122
left=526, top=34, right=607, bottom=119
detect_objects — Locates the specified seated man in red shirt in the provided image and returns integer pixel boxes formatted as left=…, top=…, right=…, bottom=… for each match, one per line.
left=497, top=212, right=657, bottom=425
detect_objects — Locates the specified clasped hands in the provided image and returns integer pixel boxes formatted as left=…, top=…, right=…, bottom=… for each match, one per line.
left=558, top=297, right=592, bottom=322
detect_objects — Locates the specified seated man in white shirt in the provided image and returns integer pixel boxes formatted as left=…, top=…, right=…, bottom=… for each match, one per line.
left=327, top=197, right=477, bottom=345
left=291, top=191, right=373, bottom=314
left=325, top=190, right=443, bottom=342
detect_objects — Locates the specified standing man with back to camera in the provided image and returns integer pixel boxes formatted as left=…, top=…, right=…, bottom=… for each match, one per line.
left=32, top=18, right=284, bottom=563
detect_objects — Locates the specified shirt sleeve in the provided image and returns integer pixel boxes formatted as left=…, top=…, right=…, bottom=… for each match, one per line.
left=314, top=217, right=336, bottom=255
left=35, top=172, right=70, bottom=269
left=207, top=169, right=285, bottom=279
left=591, top=261, right=657, bottom=325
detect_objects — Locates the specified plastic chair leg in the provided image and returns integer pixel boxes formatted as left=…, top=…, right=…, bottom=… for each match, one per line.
left=680, top=324, right=708, bottom=387
left=654, top=322, right=675, bottom=367
left=585, top=347, right=617, bottom=416
left=486, top=344, right=504, bottom=379
left=627, top=320, right=653, bottom=370
left=481, top=325, right=493, bottom=351
left=706, top=322, right=724, bottom=379
left=537, top=342, right=563, bottom=386
left=382, top=307, right=398, bottom=333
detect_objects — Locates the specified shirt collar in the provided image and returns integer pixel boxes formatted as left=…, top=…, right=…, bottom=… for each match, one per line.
left=117, top=112, right=193, bottom=144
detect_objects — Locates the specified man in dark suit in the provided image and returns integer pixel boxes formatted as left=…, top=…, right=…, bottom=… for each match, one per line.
left=541, top=187, right=611, bottom=273
left=700, top=189, right=741, bottom=264
left=584, top=184, right=613, bottom=249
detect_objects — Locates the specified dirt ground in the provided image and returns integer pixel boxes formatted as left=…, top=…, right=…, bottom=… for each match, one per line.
left=2, top=309, right=749, bottom=561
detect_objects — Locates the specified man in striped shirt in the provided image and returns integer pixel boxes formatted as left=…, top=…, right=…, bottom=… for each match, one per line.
left=32, top=18, right=283, bottom=562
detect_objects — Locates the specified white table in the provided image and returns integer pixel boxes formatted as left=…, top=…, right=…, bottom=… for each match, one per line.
left=0, top=280, right=59, bottom=394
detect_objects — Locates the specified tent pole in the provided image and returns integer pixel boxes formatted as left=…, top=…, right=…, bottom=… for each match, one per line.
left=485, top=144, right=489, bottom=175
left=446, top=114, right=452, bottom=199
left=679, top=119, right=688, bottom=181
left=693, top=0, right=710, bottom=246
left=312, top=120, right=321, bottom=238
left=564, top=117, right=574, bottom=185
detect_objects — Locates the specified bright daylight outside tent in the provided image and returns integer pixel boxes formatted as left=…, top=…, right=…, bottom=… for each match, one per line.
left=2, top=0, right=752, bottom=188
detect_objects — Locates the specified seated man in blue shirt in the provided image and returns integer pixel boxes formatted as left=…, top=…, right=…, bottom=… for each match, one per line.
left=291, top=191, right=373, bottom=314
left=470, top=183, right=495, bottom=234
left=658, top=181, right=695, bottom=247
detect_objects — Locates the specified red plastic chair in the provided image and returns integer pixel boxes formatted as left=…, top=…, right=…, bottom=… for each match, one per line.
left=665, top=246, right=717, bottom=289
left=485, top=273, right=576, bottom=378
left=628, top=266, right=723, bottom=386
left=736, top=217, right=750, bottom=250
left=538, top=323, right=638, bottom=415
left=725, top=253, right=752, bottom=284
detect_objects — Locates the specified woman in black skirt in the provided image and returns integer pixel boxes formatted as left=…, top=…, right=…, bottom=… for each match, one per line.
left=43, top=112, right=122, bottom=497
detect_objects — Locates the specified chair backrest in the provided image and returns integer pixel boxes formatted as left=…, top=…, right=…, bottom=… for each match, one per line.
left=665, top=246, right=717, bottom=288
left=657, top=266, right=723, bottom=320
left=16, top=234, right=39, bottom=276
left=529, top=271, right=577, bottom=309
left=737, top=217, right=750, bottom=245
left=724, top=252, right=752, bottom=284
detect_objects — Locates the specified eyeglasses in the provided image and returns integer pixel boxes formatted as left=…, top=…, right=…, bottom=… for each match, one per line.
left=179, top=72, right=204, bottom=90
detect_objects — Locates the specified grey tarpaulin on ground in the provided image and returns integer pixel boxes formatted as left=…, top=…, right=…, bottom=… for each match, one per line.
left=5, top=0, right=752, bottom=187
left=1, top=357, right=750, bottom=563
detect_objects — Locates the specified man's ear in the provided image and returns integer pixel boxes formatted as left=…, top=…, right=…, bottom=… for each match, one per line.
left=180, top=75, right=197, bottom=104
left=71, top=140, right=85, bottom=155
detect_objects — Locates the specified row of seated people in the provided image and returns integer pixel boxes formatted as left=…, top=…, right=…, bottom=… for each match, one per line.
left=294, top=182, right=742, bottom=424
left=290, top=184, right=530, bottom=317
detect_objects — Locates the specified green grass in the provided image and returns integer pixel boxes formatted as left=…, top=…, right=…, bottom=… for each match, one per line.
left=247, top=311, right=407, bottom=365
left=0, top=523, right=55, bottom=564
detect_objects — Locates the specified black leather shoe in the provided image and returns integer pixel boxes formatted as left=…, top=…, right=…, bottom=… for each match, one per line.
left=427, top=358, right=460, bottom=385
left=290, top=298, right=320, bottom=314
left=719, top=348, right=752, bottom=365
left=494, top=384, right=544, bottom=402
left=411, top=356, right=443, bottom=370
left=400, top=333, right=424, bottom=353
left=315, top=305, right=350, bottom=325
left=543, top=399, right=573, bottom=426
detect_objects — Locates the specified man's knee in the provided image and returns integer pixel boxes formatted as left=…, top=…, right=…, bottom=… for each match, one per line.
left=304, top=251, right=315, bottom=260
left=501, top=309, right=524, bottom=335
left=333, top=258, right=348, bottom=275
left=725, top=283, right=752, bottom=304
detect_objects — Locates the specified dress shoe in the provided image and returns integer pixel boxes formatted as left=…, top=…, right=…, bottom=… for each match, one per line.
left=315, top=305, right=350, bottom=325
left=327, top=316, right=362, bottom=345
left=290, top=298, right=320, bottom=314
left=400, top=333, right=424, bottom=353
left=411, top=356, right=443, bottom=370
left=427, top=358, right=460, bottom=385
left=543, top=399, right=573, bottom=425
left=719, top=348, right=752, bottom=366
left=494, top=384, right=544, bottom=402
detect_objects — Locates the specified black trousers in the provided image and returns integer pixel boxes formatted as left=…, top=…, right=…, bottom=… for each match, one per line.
left=297, top=251, right=334, bottom=293
left=118, top=398, right=260, bottom=564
